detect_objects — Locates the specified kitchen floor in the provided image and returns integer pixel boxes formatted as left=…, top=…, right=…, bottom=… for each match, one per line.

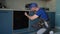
left=55, top=28, right=60, bottom=34
left=13, top=28, right=60, bottom=34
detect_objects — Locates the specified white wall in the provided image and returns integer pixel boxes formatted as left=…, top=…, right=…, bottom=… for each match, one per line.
left=5, top=0, right=46, bottom=10
left=45, top=0, right=56, bottom=11
left=5, top=0, right=56, bottom=11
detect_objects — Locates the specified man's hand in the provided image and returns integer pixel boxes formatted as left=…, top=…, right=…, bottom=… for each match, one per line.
left=24, top=12, right=38, bottom=20
left=24, top=12, right=28, bottom=16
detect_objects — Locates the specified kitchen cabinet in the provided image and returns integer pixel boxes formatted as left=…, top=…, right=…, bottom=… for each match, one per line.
left=0, top=10, right=55, bottom=34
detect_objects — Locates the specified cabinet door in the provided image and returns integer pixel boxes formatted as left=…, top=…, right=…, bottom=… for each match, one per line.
left=0, top=10, right=13, bottom=34
left=47, top=12, right=55, bottom=28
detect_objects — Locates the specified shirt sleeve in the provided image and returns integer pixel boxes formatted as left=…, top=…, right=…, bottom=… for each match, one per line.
left=36, top=10, right=42, bottom=16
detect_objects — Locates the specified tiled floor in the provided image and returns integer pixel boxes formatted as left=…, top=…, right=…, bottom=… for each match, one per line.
left=55, top=32, right=60, bottom=34
left=54, top=28, right=60, bottom=34
left=13, top=30, right=36, bottom=34
left=14, top=28, right=60, bottom=34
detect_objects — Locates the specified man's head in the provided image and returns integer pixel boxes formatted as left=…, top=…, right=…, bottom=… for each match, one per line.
left=29, top=3, right=38, bottom=11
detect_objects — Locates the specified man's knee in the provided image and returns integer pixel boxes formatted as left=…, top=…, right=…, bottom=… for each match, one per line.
left=37, top=28, right=46, bottom=34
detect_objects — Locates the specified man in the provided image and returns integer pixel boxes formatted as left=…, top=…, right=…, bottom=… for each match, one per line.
left=24, top=3, right=50, bottom=34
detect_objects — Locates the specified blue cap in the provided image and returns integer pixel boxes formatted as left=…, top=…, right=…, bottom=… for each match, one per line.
left=29, top=3, right=38, bottom=9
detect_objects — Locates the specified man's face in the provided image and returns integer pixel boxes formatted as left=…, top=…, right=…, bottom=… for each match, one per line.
left=30, top=7, right=36, bottom=11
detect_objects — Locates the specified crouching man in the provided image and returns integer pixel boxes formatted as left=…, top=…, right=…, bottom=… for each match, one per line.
left=25, top=3, right=50, bottom=34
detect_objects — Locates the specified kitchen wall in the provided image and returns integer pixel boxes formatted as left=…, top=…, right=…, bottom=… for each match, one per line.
left=45, top=0, right=56, bottom=11
left=0, top=0, right=6, bottom=6
left=55, top=0, right=60, bottom=27
left=5, top=0, right=46, bottom=10
left=5, top=0, right=56, bottom=11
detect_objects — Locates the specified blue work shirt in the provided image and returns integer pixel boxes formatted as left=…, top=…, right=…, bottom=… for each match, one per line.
left=36, top=8, right=49, bottom=21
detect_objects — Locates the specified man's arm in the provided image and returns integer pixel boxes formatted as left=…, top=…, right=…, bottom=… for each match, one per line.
left=25, top=12, right=39, bottom=20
